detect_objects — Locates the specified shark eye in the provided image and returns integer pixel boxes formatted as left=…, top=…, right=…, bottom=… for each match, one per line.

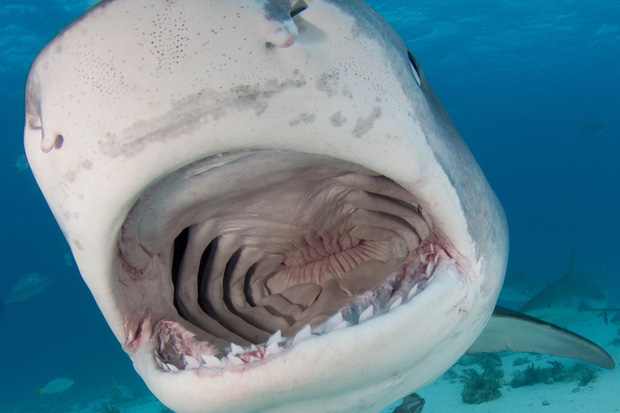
left=290, top=0, right=309, bottom=18
left=408, top=51, right=422, bottom=87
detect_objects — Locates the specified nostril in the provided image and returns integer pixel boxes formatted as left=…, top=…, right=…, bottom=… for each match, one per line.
left=54, top=134, right=64, bottom=149
left=40, top=132, right=64, bottom=153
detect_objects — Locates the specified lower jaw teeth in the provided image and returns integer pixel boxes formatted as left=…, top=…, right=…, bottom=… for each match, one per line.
left=153, top=240, right=455, bottom=372
left=153, top=273, right=424, bottom=372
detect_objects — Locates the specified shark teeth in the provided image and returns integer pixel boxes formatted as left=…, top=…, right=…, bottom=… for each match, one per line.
left=264, top=341, right=281, bottom=357
left=153, top=238, right=455, bottom=373
left=292, top=324, right=312, bottom=346
left=227, top=354, right=244, bottom=366
left=201, top=354, right=222, bottom=368
left=184, top=355, right=201, bottom=369
left=154, top=288, right=420, bottom=372
left=154, top=354, right=164, bottom=369
left=230, top=343, right=245, bottom=355
left=389, top=296, right=403, bottom=311
left=267, top=330, right=282, bottom=346
left=358, top=305, right=374, bottom=323
left=154, top=293, right=422, bottom=373
left=324, top=312, right=343, bottom=332
left=334, top=320, right=351, bottom=331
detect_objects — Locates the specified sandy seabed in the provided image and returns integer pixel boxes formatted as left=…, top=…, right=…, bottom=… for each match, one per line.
left=417, top=317, right=620, bottom=413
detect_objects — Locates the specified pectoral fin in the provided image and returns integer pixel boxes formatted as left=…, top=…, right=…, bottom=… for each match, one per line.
left=468, top=306, right=615, bottom=369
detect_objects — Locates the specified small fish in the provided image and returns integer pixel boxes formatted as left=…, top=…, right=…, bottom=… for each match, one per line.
left=64, top=252, right=75, bottom=267
left=38, top=378, right=74, bottom=397
left=581, top=118, right=606, bottom=138
left=1, top=272, right=52, bottom=309
left=14, top=153, right=29, bottom=171
left=113, top=379, right=134, bottom=399
left=393, top=393, right=425, bottom=413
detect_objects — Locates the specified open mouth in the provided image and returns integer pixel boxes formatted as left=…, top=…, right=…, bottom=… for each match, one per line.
left=118, top=150, right=463, bottom=372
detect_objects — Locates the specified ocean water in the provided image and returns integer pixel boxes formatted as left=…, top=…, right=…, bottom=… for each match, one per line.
left=0, top=1, right=618, bottom=412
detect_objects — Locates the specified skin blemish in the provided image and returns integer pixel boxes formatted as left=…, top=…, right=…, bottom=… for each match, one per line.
left=329, top=111, right=347, bottom=127
left=289, top=113, right=316, bottom=126
left=352, top=107, right=382, bottom=138
left=316, top=72, right=339, bottom=97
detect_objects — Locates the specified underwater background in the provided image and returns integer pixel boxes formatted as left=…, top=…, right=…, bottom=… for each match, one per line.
left=0, top=0, right=618, bottom=412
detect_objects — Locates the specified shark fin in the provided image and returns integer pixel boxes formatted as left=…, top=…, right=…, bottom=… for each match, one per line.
left=568, top=248, right=580, bottom=275
left=467, top=306, right=615, bottom=369
left=514, top=259, right=524, bottom=278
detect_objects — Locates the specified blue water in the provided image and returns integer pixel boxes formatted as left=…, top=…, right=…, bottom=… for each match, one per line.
left=0, top=1, right=618, bottom=411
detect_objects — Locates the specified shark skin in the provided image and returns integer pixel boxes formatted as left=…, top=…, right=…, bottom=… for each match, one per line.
left=520, top=250, right=608, bottom=325
left=25, top=0, right=510, bottom=412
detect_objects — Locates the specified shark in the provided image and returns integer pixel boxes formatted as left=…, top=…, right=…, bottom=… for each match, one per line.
left=23, top=0, right=614, bottom=412
left=0, top=272, right=52, bottom=315
left=520, top=251, right=609, bottom=325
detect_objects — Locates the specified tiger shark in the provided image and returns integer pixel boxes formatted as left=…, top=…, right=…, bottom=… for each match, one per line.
left=520, top=251, right=609, bottom=325
left=24, top=0, right=614, bottom=412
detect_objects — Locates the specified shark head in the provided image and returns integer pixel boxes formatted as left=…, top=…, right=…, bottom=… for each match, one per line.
left=24, top=0, right=508, bottom=412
